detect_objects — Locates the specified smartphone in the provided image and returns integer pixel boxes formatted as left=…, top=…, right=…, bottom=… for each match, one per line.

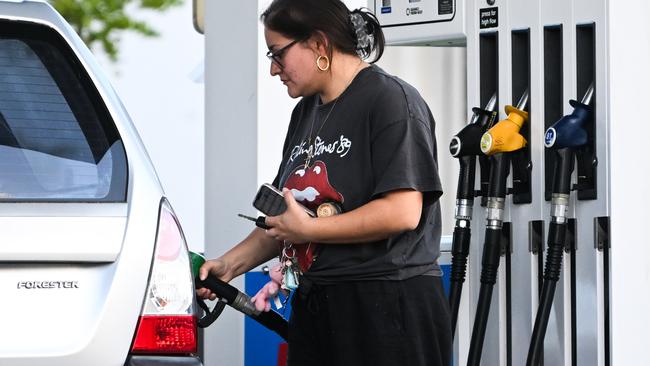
left=253, top=183, right=315, bottom=217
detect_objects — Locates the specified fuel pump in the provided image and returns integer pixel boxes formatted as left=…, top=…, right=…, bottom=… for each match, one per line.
left=467, top=89, right=529, bottom=366
left=526, top=83, right=594, bottom=366
left=448, top=93, right=498, bottom=338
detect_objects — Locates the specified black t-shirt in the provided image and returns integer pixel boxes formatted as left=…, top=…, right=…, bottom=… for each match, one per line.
left=273, top=64, right=443, bottom=284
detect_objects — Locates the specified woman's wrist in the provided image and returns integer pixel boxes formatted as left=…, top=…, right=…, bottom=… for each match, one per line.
left=302, top=216, right=320, bottom=243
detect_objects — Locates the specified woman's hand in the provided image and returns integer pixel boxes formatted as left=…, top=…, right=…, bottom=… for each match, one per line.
left=196, top=258, right=234, bottom=301
left=265, top=189, right=314, bottom=243
left=265, top=188, right=423, bottom=245
left=250, top=263, right=287, bottom=312
left=293, top=189, right=423, bottom=244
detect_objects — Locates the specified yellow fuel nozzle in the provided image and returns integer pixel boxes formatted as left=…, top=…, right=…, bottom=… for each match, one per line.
left=480, top=90, right=530, bottom=155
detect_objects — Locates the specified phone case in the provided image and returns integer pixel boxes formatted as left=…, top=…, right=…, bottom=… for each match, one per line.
left=253, top=184, right=315, bottom=217
left=253, top=184, right=287, bottom=216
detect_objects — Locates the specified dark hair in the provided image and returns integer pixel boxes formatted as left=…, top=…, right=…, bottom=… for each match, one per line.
left=261, top=0, right=385, bottom=64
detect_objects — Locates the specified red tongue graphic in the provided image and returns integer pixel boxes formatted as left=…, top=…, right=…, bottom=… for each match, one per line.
left=284, top=161, right=342, bottom=208
left=283, top=160, right=343, bottom=272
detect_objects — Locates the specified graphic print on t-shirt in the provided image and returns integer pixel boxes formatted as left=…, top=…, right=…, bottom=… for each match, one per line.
left=283, top=160, right=343, bottom=272
left=288, top=135, right=353, bottom=164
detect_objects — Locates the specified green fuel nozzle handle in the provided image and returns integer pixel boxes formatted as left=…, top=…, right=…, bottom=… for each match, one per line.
left=190, top=251, right=206, bottom=279
left=189, top=251, right=246, bottom=311
left=189, top=251, right=289, bottom=340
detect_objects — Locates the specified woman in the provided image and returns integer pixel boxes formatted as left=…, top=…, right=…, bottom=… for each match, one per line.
left=197, top=0, right=451, bottom=364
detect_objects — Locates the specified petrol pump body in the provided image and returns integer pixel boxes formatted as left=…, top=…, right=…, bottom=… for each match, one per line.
left=367, top=0, right=641, bottom=365
left=198, top=1, right=648, bottom=364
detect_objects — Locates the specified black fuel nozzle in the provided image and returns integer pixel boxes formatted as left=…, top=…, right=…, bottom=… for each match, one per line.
left=450, top=93, right=498, bottom=158
left=448, top=93, right=498, bottom=336
left=450, top=93, right=498, bottom=201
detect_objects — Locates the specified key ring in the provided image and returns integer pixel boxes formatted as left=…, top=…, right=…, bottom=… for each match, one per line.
left=282, top=244, right=296, bottom=259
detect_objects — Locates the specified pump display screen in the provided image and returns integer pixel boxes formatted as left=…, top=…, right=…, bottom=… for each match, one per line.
left=373, top=0, right=455, bottom=26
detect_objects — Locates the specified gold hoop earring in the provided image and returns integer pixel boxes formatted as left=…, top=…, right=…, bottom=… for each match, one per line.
left=316, top=55, right=330, bottom=71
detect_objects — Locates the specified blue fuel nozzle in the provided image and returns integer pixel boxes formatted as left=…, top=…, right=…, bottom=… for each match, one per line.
left=544, top=83, right=594, bottom=149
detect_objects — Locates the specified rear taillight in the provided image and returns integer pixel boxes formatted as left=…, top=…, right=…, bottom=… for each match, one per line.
left=131, top=198, right=198, bottom=354
left=131, top=316, right=197, bottom=353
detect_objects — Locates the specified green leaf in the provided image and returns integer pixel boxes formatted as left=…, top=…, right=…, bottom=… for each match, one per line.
left=48, top=0, right=183, bottom=62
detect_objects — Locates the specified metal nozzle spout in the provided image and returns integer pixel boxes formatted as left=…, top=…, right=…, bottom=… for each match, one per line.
left=470, top=92, right=499, bottom=124
left=581, top=82, right=595, bottom=105
left=516, top=88, right=530, bottom=111
left=485, top=93, right=498, bottom=113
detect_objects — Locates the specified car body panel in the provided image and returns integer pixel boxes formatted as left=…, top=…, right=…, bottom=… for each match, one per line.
left=0, top=1, right=199, bottom=365
left=0, top=204, right=127, bottom=262
left=126, top=355, right=203, bottom=366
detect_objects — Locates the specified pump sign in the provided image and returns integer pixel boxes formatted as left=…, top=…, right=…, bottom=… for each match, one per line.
left=374, top=0, right=456, bottom=27
left=480, top=7, right=498, bottom=29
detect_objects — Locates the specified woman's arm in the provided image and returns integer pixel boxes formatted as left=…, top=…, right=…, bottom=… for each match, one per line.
left=265, top=188, right=423, bottom=244
left=197, top=228, right=280, bottom=300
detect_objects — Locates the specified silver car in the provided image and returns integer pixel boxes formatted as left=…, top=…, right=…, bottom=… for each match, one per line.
left=0, top=1, right=202, bottom=365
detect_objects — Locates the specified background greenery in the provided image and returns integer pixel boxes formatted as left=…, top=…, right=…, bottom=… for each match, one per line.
left=50, top=0, right=183, bottom=61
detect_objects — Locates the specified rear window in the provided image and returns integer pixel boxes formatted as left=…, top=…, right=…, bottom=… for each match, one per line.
left=0, top=21, right=126, bottom=202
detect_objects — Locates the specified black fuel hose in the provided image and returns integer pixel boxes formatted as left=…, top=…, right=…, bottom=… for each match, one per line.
left=467, top=153, right=509, bottom=366
left=449, top=218, right=471, bottom=332
left=449, top=155, right=475, bottom=333
left=526, top=221, right=566, bottom=365
left=526, top=83, right=593, bottom=365
left=526, top=148, right=573, bottom=365
left=195, top=275, right=289, bottom=341
left=448, top=97, right=498, bottom=337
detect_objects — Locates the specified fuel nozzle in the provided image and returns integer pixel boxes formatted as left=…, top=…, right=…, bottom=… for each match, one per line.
left=526, top=83, right=595, bottom=366
left=447, top=93, right=498, bottom=338
left=544, top=83, right=594, bottom=149
left=480, top=89, right=530, bottom=155
left=189, top=251, right=288, bottom=339
left=450, top=93, right=498, bottom=158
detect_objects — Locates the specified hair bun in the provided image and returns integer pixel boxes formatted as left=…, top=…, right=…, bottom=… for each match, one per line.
left=349, top=9, right=373, bottom=58
left=350, top=10, right=372, bottom=52
left=262, top=1, right=384, bottom=64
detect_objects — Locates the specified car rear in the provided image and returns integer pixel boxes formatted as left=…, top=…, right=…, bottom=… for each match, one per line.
left=0, top=1, right=201, bottom=365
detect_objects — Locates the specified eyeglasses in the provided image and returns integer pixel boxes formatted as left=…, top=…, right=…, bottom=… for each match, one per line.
left=266, top=39, right=300, bottom=68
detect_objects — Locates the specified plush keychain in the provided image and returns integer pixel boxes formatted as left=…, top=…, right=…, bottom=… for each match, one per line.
left=251, top=262, right=286, bottom=312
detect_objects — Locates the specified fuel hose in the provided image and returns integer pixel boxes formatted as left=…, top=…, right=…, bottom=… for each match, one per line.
left=526, top=83, right=594, bottom=366
left=448, top=93, right=497, bottom=337
left=466, top=153, right=509, bottom=366
left=467, top=89, right=529, bottom=366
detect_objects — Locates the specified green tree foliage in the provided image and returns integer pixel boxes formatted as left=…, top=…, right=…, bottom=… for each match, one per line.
left=50, top=0, right=183, bottom=61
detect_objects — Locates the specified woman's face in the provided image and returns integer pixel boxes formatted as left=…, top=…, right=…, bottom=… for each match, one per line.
left=264, top=28, right=322, bottom=98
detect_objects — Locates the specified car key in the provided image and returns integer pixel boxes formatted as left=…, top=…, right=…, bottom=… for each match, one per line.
left=238, top=213, right=271, bottom=230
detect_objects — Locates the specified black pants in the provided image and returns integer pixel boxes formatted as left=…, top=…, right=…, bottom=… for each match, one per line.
left=287, top=275, right=452, bottom=366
